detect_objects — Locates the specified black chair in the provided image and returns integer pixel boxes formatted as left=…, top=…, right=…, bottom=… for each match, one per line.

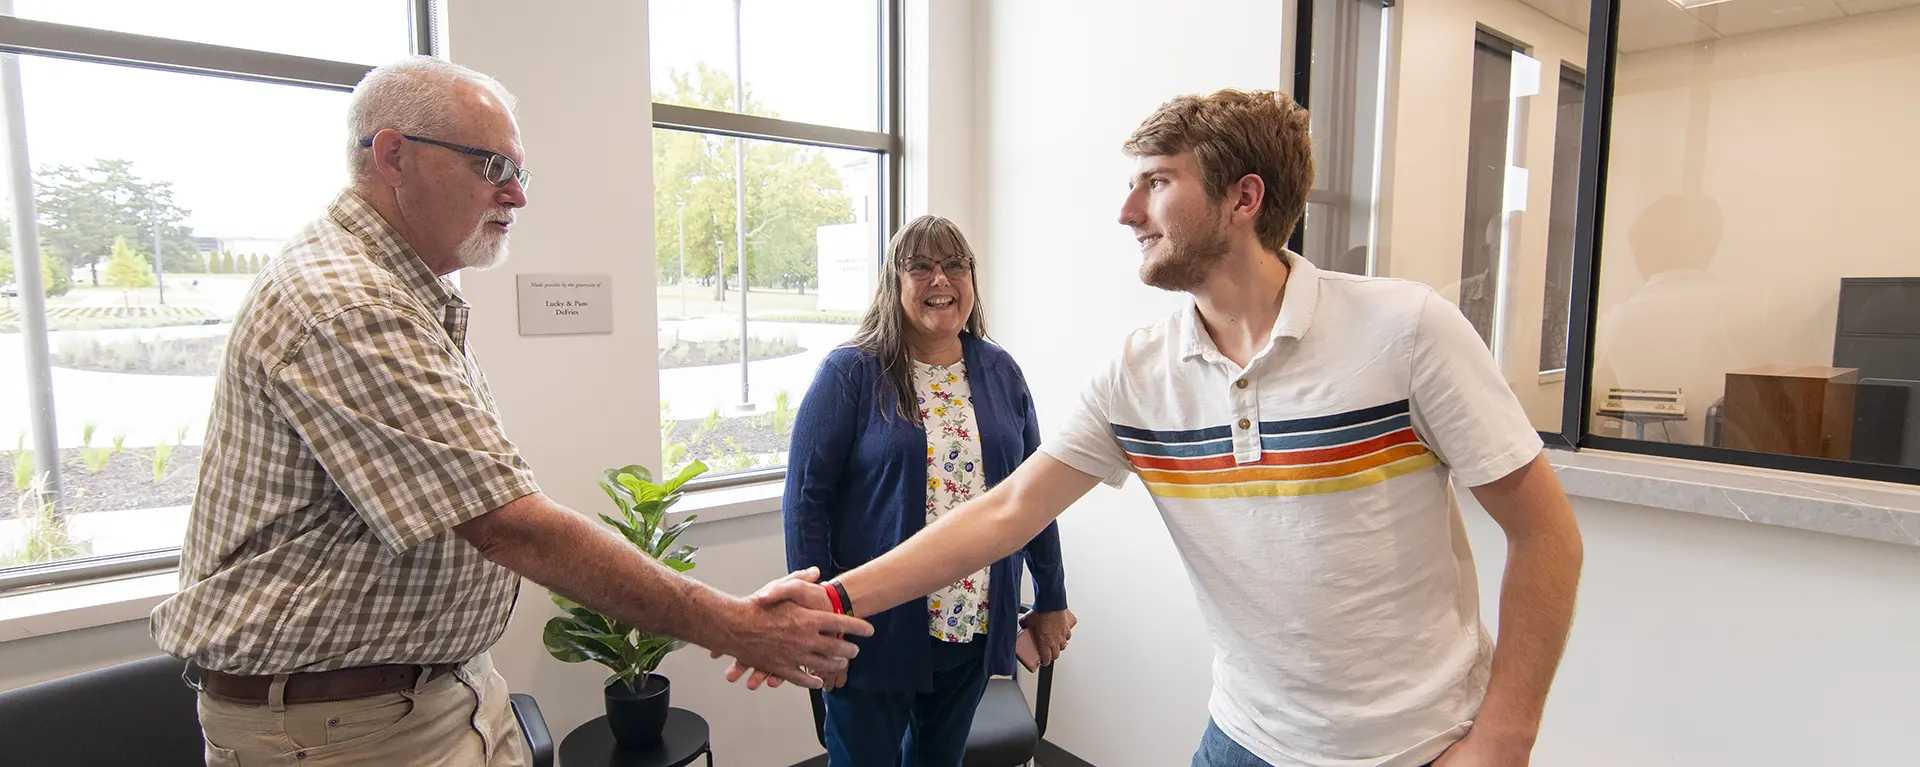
left=807, top=658, right=1054, bottom=766
left=0, top=655, right=555, bottom=767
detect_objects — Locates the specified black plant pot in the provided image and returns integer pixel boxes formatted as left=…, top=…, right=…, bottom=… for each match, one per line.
left=605, top=675, right=672, bottom=749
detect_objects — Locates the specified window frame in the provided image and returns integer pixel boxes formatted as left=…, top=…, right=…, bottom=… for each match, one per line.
left=655, top=0, right=903, bottom=494
left=1291, top=0, right=1920, bottom=485
left=0, top=1, right=437, bottom=594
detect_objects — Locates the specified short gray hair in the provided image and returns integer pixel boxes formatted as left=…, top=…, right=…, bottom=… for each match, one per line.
left=346, top=56, right=517, bottom=183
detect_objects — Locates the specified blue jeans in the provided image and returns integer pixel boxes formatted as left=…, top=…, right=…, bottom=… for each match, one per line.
left=823, top=635, right=991, bottom=767
left=1192, top=720, right=1436, bottom=767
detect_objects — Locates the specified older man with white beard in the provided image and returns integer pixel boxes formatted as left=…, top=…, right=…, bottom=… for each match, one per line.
left=149, top=56, right=870, bottom=767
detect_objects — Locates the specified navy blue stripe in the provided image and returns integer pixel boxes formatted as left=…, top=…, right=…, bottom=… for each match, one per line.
left=1259, top=414, right=1413, bottom=451
left=1111, top=423, right=1233, bottom=444
left=1258, top=400, right=1410, bottom=435
left=1116, top=437, right=1235, bottom=459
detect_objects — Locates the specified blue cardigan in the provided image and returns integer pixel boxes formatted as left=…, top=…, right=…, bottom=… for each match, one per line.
left=783, top=332, right=1068, bottom=693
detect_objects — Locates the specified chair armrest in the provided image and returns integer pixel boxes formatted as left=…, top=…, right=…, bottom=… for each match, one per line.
left=810, top=688, right=828, bottom=748
left=1035, top=662, right=1054, bottom=739
left=510, top=693, right=555, bottom=767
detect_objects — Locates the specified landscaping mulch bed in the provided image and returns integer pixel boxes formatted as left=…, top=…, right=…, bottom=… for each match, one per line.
left=0, top=446, right=203, bottom=517
left=664, top=414, right=791, bottom=471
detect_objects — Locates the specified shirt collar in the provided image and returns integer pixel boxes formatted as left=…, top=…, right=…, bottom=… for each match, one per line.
left=327, top=190, right=471, bottom=348
left=327, top=190, right=463, bottom=312
left=1179, top=250, right=1321, bottom=361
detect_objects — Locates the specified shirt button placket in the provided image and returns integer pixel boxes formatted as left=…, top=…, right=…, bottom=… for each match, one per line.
left=1233, top=373, right=1259, bottom=463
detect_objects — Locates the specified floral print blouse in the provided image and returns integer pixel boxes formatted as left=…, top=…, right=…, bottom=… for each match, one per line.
left=915, top=359, right=991, bottom=642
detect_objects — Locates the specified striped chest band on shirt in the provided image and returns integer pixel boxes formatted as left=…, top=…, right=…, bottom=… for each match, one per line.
left=1111, top=399, right=1438, bottom=499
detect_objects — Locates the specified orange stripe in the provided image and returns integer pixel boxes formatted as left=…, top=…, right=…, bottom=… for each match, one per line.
left=1143, top=453, right=1440, bottom=498
left=1135, top=442, right=1433, bottom=486
left=1124, top=428, right=1421, bottom=472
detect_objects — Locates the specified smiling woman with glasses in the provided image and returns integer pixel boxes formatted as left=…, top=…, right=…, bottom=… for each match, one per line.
left=780, top=215, right=1075, bottom=767
left=357, top=133, right=533, bottom=189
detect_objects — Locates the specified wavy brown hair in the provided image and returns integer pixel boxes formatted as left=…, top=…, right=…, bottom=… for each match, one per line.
left=846, top=215, right=988, bottom=423
left=1123, top=89, right=1315, bottom=255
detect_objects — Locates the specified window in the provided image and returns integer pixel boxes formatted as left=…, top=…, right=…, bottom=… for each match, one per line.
left=1295, top=0, right=1391, bottom=277
left=1458, top=30, right=1533, bottom=351
left=0, top=4, right=423, bottom=587
left=10, top=0, right=413, bottom=65
left=1303, top=2, right=1591, bottom=436
left=1538, top=64, right=1583, bottom=375
left=1309, top=0, right=1920, bottom=484
left=650, top=0, right=897, bottom=484
left=1588, top=0, right=1920, bottom=479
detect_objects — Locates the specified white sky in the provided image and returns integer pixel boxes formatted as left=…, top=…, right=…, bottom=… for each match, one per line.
left=1, top=0, right=882, bottom=240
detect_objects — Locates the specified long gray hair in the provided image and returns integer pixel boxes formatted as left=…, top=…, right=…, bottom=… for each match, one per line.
left=846, top=215, right=989, bottom=423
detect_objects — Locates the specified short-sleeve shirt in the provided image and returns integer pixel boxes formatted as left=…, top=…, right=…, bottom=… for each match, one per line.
left=1042, top=255, right=1542, bottom=767
left=149, top=190, right=540, bottom=675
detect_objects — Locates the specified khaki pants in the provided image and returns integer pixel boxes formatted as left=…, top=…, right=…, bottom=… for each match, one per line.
left=196, top=653, right=530, bottom=767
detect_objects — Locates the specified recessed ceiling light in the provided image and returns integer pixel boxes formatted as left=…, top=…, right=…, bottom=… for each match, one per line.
left=1666, top=0, right=1736, bottom=9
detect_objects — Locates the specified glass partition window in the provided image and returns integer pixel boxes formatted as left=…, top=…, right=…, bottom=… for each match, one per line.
left=1591, top=0, right=1920, bottom=472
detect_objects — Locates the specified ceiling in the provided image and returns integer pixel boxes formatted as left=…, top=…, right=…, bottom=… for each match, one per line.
left=1515, top=0, right=1920, bottom=52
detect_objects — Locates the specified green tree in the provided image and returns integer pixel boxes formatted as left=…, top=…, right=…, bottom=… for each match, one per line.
left=0, top=253, right=67, bottom=296
left=217, top=249, right=234, bottom=274
left=104, top=236, right=155, bottom=288
left=653, top=64, right=855, bottom=300
left=0, top=214, right=70, bottom=296
left=35, top=159, right=199, bottom=286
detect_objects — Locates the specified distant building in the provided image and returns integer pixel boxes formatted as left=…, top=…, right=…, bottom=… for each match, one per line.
left=198, top=236, right=287, bottom=257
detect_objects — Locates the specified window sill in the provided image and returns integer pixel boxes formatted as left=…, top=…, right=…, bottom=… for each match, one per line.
left=0, top=480, right=790, bottom=646
left=0, top=570, right=175, bottom=645
left=1547, top=449, right=1920, bottom=547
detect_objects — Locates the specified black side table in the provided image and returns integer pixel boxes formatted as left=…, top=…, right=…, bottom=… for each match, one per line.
left=559, top=708, right=713, bottom=767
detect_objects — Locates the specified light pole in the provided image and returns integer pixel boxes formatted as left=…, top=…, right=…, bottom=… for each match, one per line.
left=149, top=197, right=165, bottom=305
left=676, top=202, right=686, bottom=319
left=1, top=0, right=62, bottom=510
left=731, top=0, right=753, bottom=413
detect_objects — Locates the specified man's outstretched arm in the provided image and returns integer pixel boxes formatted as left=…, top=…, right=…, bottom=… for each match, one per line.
left=835, top=453, right=1101, bottom=617
left=458, top=492, right=872, bottom=688
left=724, top=453, right=1103, bottom=688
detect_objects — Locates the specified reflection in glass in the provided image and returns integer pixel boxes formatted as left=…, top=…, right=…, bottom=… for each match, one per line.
left=1591, top=0, right=1920, bottom=470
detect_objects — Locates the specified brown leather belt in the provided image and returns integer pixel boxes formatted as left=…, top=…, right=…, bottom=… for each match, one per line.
left=199, top=663, right=462, bottom=705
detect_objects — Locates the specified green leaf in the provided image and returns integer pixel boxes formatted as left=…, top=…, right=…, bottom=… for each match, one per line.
left=619, top=473, right=668, bottom=505
left=663, top=557, right=696, bottom=573
left=598, top=481, right=632, bottom=517
left=661, top=461, right=708, bottom=494
left=654, top=518, right=698, bottom=557
left=547, top=591, right=599, bottom=620
left=543, top=618, right=622, bottom=669
left=598, top=514, right=642, bottom=547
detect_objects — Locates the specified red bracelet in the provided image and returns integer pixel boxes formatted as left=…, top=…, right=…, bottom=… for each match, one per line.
left=821, top=582, right=844, bottom=614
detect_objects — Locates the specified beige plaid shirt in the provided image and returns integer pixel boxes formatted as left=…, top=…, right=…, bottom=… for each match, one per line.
left=150, top=191, right=540, bottom=675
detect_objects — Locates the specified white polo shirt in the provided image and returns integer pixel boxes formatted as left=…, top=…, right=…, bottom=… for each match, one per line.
left=1042, top=256, right=1542, bottom=767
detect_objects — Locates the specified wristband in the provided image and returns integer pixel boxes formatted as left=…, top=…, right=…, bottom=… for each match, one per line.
left=829, top=580, right=854, bottom=616
left=820, top=582, right=843, bottom=614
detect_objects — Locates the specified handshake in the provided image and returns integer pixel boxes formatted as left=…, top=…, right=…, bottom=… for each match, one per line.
left=707, top=567, right=1076, bottom=692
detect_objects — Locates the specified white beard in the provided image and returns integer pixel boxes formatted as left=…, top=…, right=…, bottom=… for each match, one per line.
left=456, top=219, right=510, bottom=271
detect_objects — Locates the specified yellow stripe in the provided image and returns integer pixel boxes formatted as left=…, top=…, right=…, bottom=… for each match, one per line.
left=1134, top=443, right=1432, bottom=486
left=1142, top=453, right=1440, bottom=499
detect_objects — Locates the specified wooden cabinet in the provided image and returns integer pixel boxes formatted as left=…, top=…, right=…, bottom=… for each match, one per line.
left=1722, top=366, right=1857, bottom=459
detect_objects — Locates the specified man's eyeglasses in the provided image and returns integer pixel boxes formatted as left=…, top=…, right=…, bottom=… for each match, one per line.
left=359, top=134, right=532, bottom=190
left=903, top=257, right=972, bottom=283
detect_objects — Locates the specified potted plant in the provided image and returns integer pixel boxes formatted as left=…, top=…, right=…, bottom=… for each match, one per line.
left=543, top=461, right=707, bottom=748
